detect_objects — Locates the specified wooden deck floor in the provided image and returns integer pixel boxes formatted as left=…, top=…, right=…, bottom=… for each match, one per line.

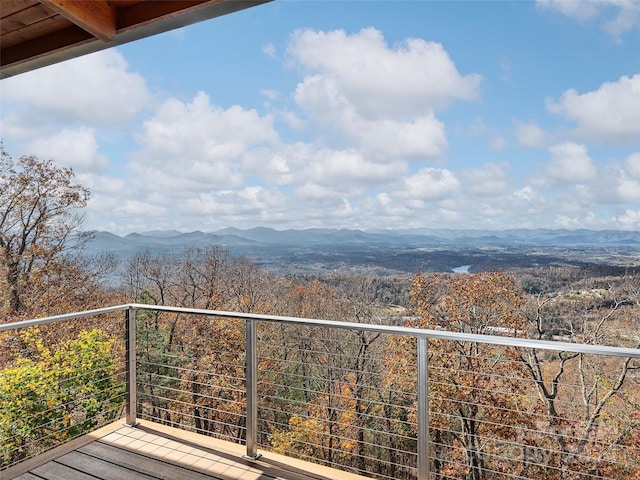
left=5, top=420, right=371, bottom=480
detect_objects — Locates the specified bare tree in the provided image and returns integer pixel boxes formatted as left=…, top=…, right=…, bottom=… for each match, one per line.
left=0, top=146, right=89, bottom=315
left=521, top=282, right=640, bottom=478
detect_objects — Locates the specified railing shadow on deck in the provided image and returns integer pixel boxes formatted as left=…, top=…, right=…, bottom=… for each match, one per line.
left=1, top=304, right=639, bottom=480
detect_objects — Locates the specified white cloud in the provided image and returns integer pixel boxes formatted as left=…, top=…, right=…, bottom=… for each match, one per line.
left=130, top=92, right=278, bottom=192
left=81, top=176, right=129, bottom=230
left=27, top=128, right=108, bottom=172
left=293, top=75, right=448, bottom=159
left=401, top=168, right=460, bottom=202
left=545, top=142, right=597, bottom=183
left=0, top=113, right=46, bottom=142
left=294, top=183, right=343, bottom=202
left=279, top=111, right=306, bottom=131
left=547, top=75, right=640, bottom=143
left=538, top=155, right=640, bottom=210
left=554, top=212, right=597, bottom=229
left=615, top=178, right=640, bottom=202
left=491, top=137, right=508, bottom=150
left=1, top=50, right=151, bottom=127
left=462, top=163, right=509, bottom=197
left=308, top=149, right=404, bottom=186
left=115, top=200, right=166, bottom=217
left=351, top=115, right=447, bottom=161
left=377, top=192, right=392, bottom=207
left=625, top=152, right=640, bottom=178
left=289, top=28, right=481, bottom=118
left=83, top=175, right=126, bottom=196
left=4, top=19, right=636, bottom=234
left=249, top=143, right=406, bottom=189
left=142, top=92, right=277, bottom=156
left=613, top=209, right=640, bottom=229
left=583, top=160, right=640, bottom=204
left=260, top=89, right=279, bottom=101
left=537, top=0, right=601, bottom=21
left=602, top=2, right=640, bottom=38
left=182, top=187, right=287, bottom=217
left=500, top=56, right=513, bottom=84
left=262, top=43, right=276, bottom=58
left=515, top=185, right=536, bottom=202
left=459, top=118, right=489, bottom=137
left=287, top=27, right=481, bottom=162
left=515, top=121, right=545, bottom=148
left=537, top=0, right=640, bottom=39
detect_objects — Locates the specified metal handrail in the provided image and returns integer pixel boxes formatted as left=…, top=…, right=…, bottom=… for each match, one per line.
left=0, top=305, right=130, bottom=332
left=3, top=303, right=639, bottom=358
left=2, top=303, right=639, bottom=479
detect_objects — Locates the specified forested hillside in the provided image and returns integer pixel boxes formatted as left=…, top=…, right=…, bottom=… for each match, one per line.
left=1, top=149, right=638, bottom=478
left=3, top=238, right=638, bottom=477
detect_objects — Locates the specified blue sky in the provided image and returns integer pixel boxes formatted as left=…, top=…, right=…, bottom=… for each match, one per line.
left=1, top=0, right=639, bottom=234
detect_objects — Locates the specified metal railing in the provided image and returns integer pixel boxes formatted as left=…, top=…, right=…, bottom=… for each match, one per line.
left=1, top=303, right=639, bottom=479
left=0, top=306, right=129, bottom=470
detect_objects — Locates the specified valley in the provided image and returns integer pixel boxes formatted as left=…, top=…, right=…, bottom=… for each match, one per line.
left=83, top=227, right=640, bottom=276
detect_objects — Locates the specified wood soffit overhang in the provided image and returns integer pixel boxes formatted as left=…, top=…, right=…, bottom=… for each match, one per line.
left=1, top=0, right=271, bottom=79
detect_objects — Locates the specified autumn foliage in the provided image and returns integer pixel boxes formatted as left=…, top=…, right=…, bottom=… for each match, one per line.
left=0, top=328, right=123, bottom=466
left=0, top=149, right=638, bottom=478
left=0, top=146, right=93, bottom=318
left=410, top=271, right=640, bottom=480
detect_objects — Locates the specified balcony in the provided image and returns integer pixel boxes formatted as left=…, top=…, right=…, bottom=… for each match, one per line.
left=5, top=419, right=368, bottom=480
left=1, top=304, right=639, bottom=480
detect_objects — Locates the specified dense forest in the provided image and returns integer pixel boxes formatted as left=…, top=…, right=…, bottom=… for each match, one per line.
left=1, top=150, right=639, bottom=479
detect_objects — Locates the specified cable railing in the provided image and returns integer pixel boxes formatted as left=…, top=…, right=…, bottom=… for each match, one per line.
left=1, top=303, right=638, bottom=479
left=0, top=306, right=128, bottom=470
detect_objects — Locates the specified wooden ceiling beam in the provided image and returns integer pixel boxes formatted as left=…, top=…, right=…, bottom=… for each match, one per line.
left=39, top=0, right=116, bottom=42
left=1, top=0, right=272, bottom=78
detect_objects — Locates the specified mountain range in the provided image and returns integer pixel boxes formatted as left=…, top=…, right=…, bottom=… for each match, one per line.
left=84, top=227, right=640, bottom=254
left=80, top=227, right=640, bottom=276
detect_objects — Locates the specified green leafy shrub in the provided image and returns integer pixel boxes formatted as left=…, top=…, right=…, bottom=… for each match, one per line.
left=0, top=328, right=124, bottom=467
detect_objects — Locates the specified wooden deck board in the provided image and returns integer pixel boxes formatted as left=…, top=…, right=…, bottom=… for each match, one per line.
left=5, top=420, right=373, bottom=480
left=79, top=442, right=229, bottom=480
left=30, top=461, right=101, bottom=480
left=56, top=451, right=161, bottom=480
left=11, top=474, right=43, bottom=480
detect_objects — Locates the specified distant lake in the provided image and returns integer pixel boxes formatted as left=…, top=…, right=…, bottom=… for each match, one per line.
left=452, top=265, right=472, bottom=273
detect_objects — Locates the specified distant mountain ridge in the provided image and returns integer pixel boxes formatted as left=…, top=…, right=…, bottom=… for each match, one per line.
left=83, top=227, right=640, bottom=255
left=81, top=227, right=640, bottom=275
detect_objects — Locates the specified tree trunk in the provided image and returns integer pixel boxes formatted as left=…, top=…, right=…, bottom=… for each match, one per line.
left=7, top=259, right=22, bottom=313
left=463, top=415, right=484, bottom=480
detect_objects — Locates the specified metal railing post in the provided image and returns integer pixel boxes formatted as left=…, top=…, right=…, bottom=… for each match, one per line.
left=244, top=318, right=261, bottom=459
left=125, top=306, right=138, bottom=427
left=417, top=337, right=430, bottom=479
